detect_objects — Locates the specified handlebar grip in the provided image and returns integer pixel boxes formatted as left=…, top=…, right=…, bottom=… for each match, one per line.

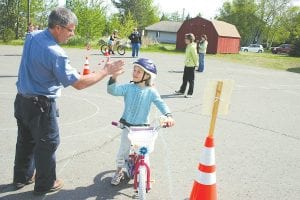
left=111, top=121, right=119, bottom=126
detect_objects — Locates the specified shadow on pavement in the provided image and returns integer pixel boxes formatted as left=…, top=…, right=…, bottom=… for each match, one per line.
left=168, top=70, right=183, bottom=73
left=287, top=67, right=300, bottom=74
left=0, top=183, right=17, bottom=194
left=0, top=75, right=18, bottom=78
left=0, top=54, right=21, bottom=56
left=0, top=170, right=134, bottom=200
left=161, top=93, right=186, bottom=99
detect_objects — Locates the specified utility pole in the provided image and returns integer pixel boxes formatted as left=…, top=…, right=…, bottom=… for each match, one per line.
left=27, top=0, right=30, bottom=31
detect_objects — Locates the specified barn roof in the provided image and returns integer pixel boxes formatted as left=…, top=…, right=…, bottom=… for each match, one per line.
left=145, top=21, right=182, bottom=33
left=210, top=20, right=241, bottom=38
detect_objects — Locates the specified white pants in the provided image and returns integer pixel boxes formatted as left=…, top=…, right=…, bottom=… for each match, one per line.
left=116, top=128, right=149, bottom=169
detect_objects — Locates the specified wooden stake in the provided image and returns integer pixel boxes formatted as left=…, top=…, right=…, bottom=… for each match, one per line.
left=208, top=81, right=223, bottom=137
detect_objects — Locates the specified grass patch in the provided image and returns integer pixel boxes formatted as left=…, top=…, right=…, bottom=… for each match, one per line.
left=209, top=52, right=300, bottom=72
left=142, top=43, right=183, bottom=54
left=1, top=40, right=299, bottom=72
left=0, top=40, right=24, bottom=46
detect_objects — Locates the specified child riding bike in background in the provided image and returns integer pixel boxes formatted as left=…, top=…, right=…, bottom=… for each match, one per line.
left=107, top=58, right=175, bottom=185
left=108, top=30, right=119, bottom=55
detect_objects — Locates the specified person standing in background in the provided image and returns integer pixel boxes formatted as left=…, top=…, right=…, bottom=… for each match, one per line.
left=197, top=34, right=208, bottom=72
left=175, top=33, right=198, bottom=98
left=27, top=22, right=34, bottom=33
left=128, top=28, right=142, bottom=57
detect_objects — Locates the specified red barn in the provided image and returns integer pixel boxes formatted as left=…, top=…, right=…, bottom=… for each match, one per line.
left=176, top=17, right=241, bottom=54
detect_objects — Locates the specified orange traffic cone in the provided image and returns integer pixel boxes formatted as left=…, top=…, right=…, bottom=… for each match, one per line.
left=82, top=56, right=90, bottom=75
left=190, top=81, right=223, bottom=200
left=103, top=48, right=110, bottom=62
left=190, top=136, right=217, bottom=200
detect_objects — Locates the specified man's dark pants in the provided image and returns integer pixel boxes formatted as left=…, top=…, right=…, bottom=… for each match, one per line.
left=13, top=94, right=59, bottom=192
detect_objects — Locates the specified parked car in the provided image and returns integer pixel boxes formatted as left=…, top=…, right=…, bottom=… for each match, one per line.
left=271, top=44, right=294, bottom=54
left=240, top=44, right=264, bottom=53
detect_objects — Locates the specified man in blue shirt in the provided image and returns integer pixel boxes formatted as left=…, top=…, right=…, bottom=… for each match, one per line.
left=13, top=7, right=124, bottom=195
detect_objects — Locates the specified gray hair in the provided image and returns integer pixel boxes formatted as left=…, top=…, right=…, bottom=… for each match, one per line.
left=48, top=7, right=78, bottom=28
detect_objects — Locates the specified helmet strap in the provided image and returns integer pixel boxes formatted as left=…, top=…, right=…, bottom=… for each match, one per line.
left=130, top=72, right=150, bottom=84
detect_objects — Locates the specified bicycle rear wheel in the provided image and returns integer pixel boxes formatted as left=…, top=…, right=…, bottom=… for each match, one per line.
left=138, top=166, right=147, bottom=200
left=117, top=45, right=126, bottom=55
left=100, top=44, right=109, bottom=54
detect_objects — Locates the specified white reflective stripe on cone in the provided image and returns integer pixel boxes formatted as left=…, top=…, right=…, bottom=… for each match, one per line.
left=195, top=170, right=216, bottom=185
left=199, top=146, right=215, bottom=166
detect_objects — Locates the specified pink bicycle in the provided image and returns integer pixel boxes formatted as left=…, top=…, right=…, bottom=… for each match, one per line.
left=112, top=117, right=167, bottom=199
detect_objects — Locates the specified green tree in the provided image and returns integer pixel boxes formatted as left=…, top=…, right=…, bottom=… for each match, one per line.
left=0, top=0, right=57, bottom=40
left=169, top=11, right=181, bottom=22
left=216, top=0, right=299, bottom=48
left=0, top=0, right=23, bottom=40
left=216, top=0, right=261, bottom=45
left=160, top=13, right=169, bottom=21
left=196, top=12, right=202, bottom=17
left=111, top=0, right=160, bottom=29
left=34, top=1, right=58, bottom=30
left=106, top=12, right=137, bottom=38
left=283, top=6, right=300, bottom=56
left=71, top=0, right=106, bottom=42
left=185, top=14, right=191, bottom=20
left=256, top=0, right=292, bottom=48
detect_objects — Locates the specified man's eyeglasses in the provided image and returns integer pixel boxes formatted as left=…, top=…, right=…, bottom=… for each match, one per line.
left=60, top=25, right=75, bottom=33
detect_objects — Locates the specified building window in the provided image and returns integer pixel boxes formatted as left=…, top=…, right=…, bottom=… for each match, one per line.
left=156, top=31, right=160, bottom=38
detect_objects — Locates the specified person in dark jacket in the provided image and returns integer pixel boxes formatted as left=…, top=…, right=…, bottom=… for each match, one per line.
left=128, top=28, right=141, bottom=57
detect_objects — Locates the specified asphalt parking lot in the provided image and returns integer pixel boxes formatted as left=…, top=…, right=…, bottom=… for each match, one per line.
left=0, top=45, right=299, bottom=199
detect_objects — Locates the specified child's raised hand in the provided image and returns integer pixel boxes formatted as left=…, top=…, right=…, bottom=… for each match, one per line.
left=111, top=69, right=125, bottom=79
left=103, top=59, right=124, bottom=76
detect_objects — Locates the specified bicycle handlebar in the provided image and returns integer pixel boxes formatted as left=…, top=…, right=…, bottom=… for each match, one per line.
left=111, top=120, right=168, bottom=131
left=111, top=121, right=125, bottom=129
left=111, top=116, right=172, bottom=131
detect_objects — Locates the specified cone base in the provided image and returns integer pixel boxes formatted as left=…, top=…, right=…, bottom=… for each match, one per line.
left=83, top=69, right=90, bottom=75
left=190, top=181, right=217, bottom=200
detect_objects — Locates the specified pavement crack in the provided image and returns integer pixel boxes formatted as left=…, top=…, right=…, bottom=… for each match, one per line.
left=174, top=107, right=300, bottom=141
left=220, top=117, right=300, bottom=141
left=57, top=133, right=120, bottom=163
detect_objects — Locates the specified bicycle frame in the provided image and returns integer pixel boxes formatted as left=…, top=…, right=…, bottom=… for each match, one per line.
left=112, top=121, right=164, bottom=196
left=100, top=40, right=126, bottom=55
left=132, top=145, right=151, bottom=192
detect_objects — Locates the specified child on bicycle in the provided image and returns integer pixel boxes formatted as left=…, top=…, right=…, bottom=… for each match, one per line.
left=108, top=30, right=119, bottom=55
left=107, top=58, right=175, bottom=185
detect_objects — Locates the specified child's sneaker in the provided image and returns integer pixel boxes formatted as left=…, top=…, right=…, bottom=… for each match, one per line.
left=111, top=172, right=124, bottom=185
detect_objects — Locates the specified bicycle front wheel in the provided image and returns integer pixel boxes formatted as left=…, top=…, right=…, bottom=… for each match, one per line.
left=117, top=45, right=126, bottom=55
left=138, top=166, right=147, bottom=200
left=100, top=44, right=109, bottom=54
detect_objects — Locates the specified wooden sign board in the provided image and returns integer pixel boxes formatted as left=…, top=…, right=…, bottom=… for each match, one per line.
left=202, top=79, right=234, bottom=116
